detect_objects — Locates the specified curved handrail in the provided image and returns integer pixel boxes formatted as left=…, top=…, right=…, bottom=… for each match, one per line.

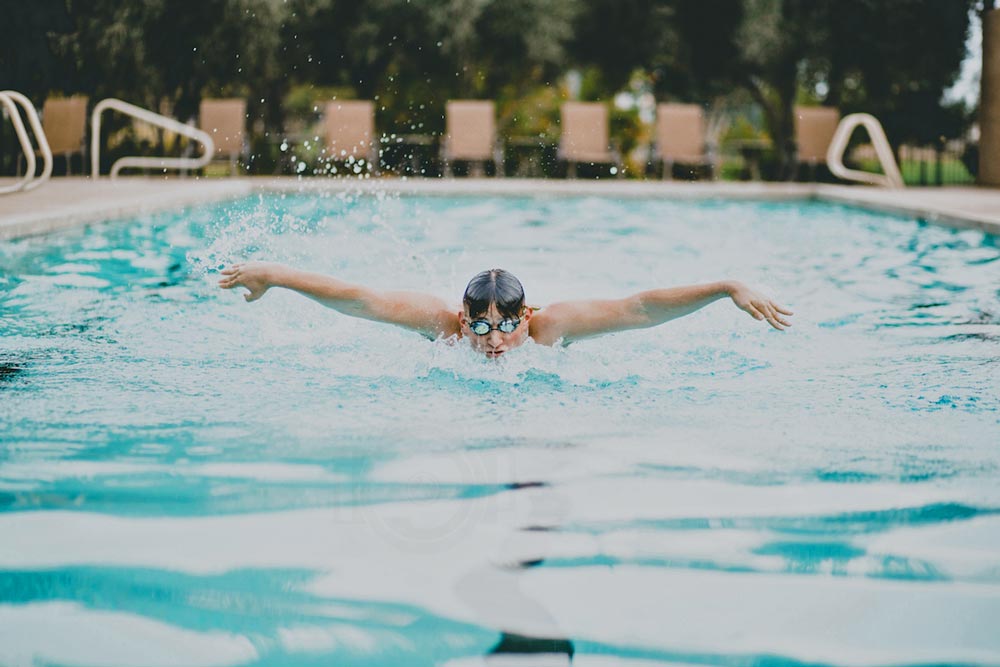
left=826, top=113, right=904, bottom=189
left=2, top=91, right=53, bottom=191
left=0, top=91, right=52, bottom=194
left=0, top=94, right=35, bottom=194
left=91, top=98, right=214, bottom=179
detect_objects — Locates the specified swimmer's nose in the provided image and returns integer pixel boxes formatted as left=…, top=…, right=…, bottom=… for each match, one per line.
left=487, top=330, right=503, bottom=347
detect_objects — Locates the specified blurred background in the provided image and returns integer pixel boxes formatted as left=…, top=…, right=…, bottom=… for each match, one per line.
left=0, top=0, right=988, bottom=183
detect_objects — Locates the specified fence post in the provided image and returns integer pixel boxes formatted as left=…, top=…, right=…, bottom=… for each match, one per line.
left=0, top=106, right=6, bottom=176
left=980, top=7, right=1000, bottom=185
left=936, top=141, right=944, bottom=186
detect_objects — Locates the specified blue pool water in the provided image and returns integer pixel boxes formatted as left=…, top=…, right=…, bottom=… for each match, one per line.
left=1, top=191, right=999, bottom=666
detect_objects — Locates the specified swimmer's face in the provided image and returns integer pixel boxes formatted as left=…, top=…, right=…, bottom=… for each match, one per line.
left=460, top=303, right=531, bottom=359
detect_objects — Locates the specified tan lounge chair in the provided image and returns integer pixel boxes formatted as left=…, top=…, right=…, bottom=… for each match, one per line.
left=795, top=106, right=840, bottom=178
left=558, top=102, right=621, bottom=178
left=324, top=100, right=377, bottom=172
left=41, top=96, right=88, bottom=175
left=199, top=98, right=247, bottom=175
left=655, top=103, right=712, bottom=180
left=443, top=100, right=502, bottom=177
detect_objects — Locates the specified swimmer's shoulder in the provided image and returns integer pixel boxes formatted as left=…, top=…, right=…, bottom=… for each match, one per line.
left=527, top=305, right=564, bottom=346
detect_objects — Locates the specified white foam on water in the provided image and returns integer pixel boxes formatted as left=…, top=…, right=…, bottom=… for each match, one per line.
left=0, top=602, right=257, bottom=667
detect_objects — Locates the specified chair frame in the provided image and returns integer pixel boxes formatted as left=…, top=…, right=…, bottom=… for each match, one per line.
left=557, top=102, right=622, bottom=179
left=654, top=102, right=714, bottom=180
left=323, top=100, right=379, bottom=175
left=15, top=95, right=87, bottom=177
left=199, top=98, right=248, bottom=176
left=441, top=100, right=503, bottom=177
left=794, top=105, right=840, bottom=181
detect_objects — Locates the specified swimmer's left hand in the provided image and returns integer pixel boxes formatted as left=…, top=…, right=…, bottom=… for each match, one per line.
left=218, top=261, right=278, bottom=302
left=727, top=282, right=793, bottom=331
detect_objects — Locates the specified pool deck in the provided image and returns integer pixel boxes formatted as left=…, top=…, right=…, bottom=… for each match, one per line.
left=1, top=177, right=998, bottom=240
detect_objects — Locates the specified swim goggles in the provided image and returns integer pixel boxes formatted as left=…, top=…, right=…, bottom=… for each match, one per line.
left=468, top=317, right=521, bottom=335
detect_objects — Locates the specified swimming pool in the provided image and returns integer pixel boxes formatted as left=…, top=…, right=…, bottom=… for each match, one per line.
left=1, top=191, right=998, bottom=666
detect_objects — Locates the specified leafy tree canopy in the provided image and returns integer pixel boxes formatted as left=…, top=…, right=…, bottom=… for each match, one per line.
left=0, top=0, right=976, bottom=177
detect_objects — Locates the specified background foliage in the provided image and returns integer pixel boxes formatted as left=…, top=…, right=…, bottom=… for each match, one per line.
left=0, top=0, right=979, bottom=178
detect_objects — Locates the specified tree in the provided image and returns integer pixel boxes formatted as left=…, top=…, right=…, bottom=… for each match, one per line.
left=2, top=0, right=974, bottom=180
left=55, top=0, right=279, bottom=120
left=570, top=0, right=973, bottom=179
left=568, top=0, right=744, bottom=103
left=734, top=0, right=974, bottom=178
left=817, top=0, right=975, bottom=145
left=282, top=0, right=577, bottom=134
left=568, top=0, right=672, bottom=98
left=0, top=0, right=74, bottom=105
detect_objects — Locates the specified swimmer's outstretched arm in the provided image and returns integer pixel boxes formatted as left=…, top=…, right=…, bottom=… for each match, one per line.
left=218, top=262, right=459, bottom=339
left=530, top=281, right=792, bottom=345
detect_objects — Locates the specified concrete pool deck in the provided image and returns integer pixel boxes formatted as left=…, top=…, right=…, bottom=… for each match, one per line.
left=1, top=177, right=998, bottom=241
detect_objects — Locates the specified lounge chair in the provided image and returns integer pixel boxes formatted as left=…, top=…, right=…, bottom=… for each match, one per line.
left=558, top=102, right=621, bottom=178
left=39, top=96, right=88, bottom=175
left=443, top=100, right=502, bottom=177
left=654, top=103, right=712, bottom=180
left=323, top=100, right=377, bottom=173
left=199, top=98, right=247, bottom=175
left=794, top=106, right=840, bottom=179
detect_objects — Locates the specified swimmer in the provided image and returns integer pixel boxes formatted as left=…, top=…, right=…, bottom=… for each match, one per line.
left=219, top=262, right=792, bottom=357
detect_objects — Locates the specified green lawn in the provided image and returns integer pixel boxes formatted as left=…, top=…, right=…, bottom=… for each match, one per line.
left=861, top=157, right=975, bottom=186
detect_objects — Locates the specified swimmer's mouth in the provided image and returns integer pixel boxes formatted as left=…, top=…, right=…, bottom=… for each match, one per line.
left=486, top=350, right=505, bottom=358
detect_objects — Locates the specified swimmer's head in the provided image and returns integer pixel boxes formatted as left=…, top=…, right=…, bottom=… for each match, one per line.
left=460, top=269, right=531, bottom=358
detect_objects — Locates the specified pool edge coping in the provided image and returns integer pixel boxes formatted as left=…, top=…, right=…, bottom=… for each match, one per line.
left=1, top=178, right=998, bottom=241
left=0, top=180, right=254, bottom=242
left=813, top=185, right=1000, bottom=235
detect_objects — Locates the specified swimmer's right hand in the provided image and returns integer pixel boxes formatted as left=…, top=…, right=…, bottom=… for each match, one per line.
left=218, top=262, right=280, bottom=302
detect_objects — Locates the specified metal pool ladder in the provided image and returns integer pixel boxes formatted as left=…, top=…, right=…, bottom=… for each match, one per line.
left=826, top=113, right=904, bottom=189
left=0, top=90, right=53, bottom=195
left=91, top=98, right=214, bottom=179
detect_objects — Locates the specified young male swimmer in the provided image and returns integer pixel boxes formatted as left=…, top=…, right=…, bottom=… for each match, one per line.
left=219, top=262, right=792, bottom=357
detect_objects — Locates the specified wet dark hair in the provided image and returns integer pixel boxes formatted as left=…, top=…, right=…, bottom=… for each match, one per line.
left=463, top=269, right=525, bottom=319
